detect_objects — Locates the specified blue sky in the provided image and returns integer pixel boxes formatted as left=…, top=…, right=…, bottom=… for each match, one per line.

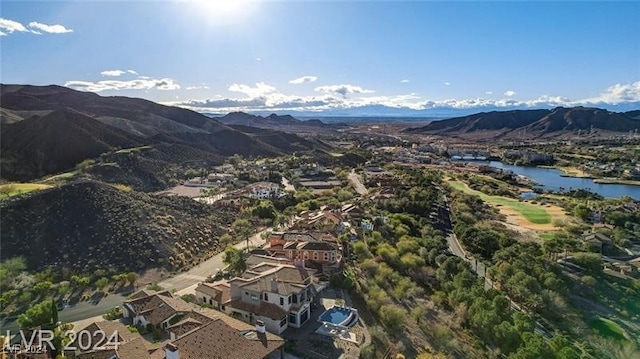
left=1, top=0, right=639, bottom=116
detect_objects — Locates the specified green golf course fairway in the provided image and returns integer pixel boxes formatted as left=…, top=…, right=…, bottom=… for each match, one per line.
left=449, top=180, right=551, bottom=225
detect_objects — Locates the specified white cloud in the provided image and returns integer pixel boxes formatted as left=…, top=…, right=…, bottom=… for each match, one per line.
left=65, top=77, right=180, bottom=92
left=581, top=81, right=640, bottom=105
left=127, top=70, right=138, bottom=75
left=444, top=82, right=451, bottom=86
left=168, top=80, right=640, bottom=115
left=0, top=18, right=73, bottom=35
left=504, top=90, right=517, bottom=97
left=289, top=76, right=318, bottom=84
left=486, top=91, right=493, bottom=95
left=401, top=79, right=410, bottom=83
left=100, top=70, right=127, bottom=77
left=314, top=84, right=374, bottom=98
left=228, top=82, right=277, bottom=97
left=28, top=21, right=73, bottom=34
left=0, top=18, right=29, bottom=34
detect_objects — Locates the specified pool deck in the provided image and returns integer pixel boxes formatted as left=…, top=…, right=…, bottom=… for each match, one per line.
left=315, top=322, right=359, bottom=344
left=282, top=288, right=363, bottom=359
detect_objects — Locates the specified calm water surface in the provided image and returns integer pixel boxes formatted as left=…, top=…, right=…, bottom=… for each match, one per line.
left=487, top=161, right=640, bottom=200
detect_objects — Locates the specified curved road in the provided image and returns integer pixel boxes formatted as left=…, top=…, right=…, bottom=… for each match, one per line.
left=0, top=222, right=289, bottom=333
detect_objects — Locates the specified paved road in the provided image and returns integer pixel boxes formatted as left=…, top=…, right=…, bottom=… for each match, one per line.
left=158, top=226, right=273, bottom=291
left=0, top=223, right=285, bottom=333
left=0, top=294, right=127, bottom=333
left=347, top=169, right=368, bottom=196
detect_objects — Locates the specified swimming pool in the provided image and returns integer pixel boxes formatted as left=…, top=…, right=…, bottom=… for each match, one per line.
left=318, top=305, right=358, bottom=327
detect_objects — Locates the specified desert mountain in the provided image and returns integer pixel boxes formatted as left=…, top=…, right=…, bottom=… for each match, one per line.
left=0, top=84, right=326, bottom=188
left=405, top=107, right=640, bottom=138
left=0, top=180, right=236, bottom=273
left=214, top=111, right=338, bottom=132
left=1, top=108, right=145, bottom=180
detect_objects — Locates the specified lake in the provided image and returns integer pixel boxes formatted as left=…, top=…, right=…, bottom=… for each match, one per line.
left=487, top=161, right=640, bottom=200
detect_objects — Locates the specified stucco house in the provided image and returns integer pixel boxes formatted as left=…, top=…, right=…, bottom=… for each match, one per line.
left=196, top=262, right=318, bottom=335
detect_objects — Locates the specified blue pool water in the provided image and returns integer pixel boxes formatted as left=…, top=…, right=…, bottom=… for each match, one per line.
left=320, top=307, right=351, bottom=324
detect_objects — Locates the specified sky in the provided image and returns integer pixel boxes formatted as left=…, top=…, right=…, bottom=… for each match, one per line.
left=1, top=0, right=639, bottom=116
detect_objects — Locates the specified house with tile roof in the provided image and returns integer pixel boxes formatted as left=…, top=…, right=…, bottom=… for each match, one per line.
left=65, top=321, right=154, bottom=359
left=268, top=231, right=341, bottom=266
left=196, top=262, right=319, bottom=335
left=118, top=290, right=284, bottom=359
left=122, top=291, right=195, bottom=330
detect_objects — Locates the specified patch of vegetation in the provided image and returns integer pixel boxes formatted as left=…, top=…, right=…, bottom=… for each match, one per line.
left=449, top=180, right=551, bottom=224
left=590, top=317, right=626, bottom=341
left=0, top=183, right=52, bottom=198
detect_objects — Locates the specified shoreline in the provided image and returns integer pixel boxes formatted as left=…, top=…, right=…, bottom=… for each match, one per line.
left=592, top=178, right=640, bottom=187
left=537, top=165, right=595, bottom=179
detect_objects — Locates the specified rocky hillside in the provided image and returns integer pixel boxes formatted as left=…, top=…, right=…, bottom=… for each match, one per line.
left=405, top=107, right=640, bottom=138
left=0, top=180, right=237, bottom=274
left=1, top=108, right=144, bottom=180
left=0, top=84, right=327, bottom=188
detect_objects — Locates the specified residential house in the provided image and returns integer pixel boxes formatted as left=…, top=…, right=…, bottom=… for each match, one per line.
left=582, top=232, right=613, bottom=253
left=196, top=262, right=319, bottom=335
left=268, top=232, right=340, bottom=266
left=245, top=182, right=283, bottom=199
left=293, top=210, right=344, bottom=232
left=119, top=290, right=285, bottom=359
left=122, top=290, right=195, bottom=330
left=69, top=321, right=153, bottom=359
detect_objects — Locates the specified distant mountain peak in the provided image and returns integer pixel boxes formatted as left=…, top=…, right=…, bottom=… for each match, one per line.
left=404, top=106, right=640, bottom=138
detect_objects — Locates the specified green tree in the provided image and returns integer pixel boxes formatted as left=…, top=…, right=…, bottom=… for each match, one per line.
left=252, top=201, right=277, bottom=220
left=219, top=233, right=233, bottom=247
left=232, top=219, right=253, bottom=251
left=495, top=321, right=521, bottom=354
left=379, top=304, right=405, bottom=331
left=572, top=252, right=603, bottom=274
left=126, top=272, right=139, bottom=286
left=51, top=299, right=59, bottom=325
left=509, top=332, right=552, bottom=359
left=33, top=281, right=53, bottom=296
left=223, top=246, right=247, bottom=275
left=17, top=300, right=56, bottom=329
left=94, top=277, right=109, bottom=289
left=572, top=204, right=591, bottom=221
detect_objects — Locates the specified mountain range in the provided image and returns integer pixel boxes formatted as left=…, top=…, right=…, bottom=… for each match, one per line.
left=0, top=84, right=329, bottom=189
left=209, top=111, right=340, bottom=131
left=404, top=107, right=640, bottom=138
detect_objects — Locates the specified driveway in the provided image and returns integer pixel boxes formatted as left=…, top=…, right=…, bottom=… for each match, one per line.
left=347, top=170, right=368, bottom=196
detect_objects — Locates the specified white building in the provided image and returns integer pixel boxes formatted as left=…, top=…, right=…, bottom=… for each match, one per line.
left=246, top=182, right=283, bottom=199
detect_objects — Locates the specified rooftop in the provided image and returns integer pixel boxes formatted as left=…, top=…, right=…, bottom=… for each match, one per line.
left=171, top=316, right=283, bottom=359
